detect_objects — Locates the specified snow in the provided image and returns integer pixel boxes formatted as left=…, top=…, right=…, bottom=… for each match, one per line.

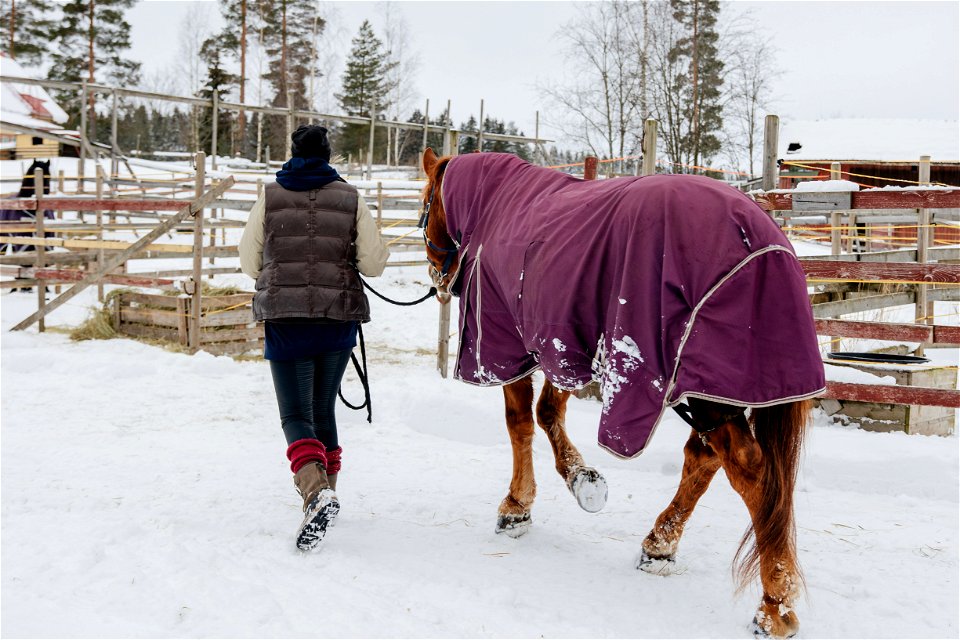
left=1, top=161, right=958, bottom=637
left=779, top=118, right=960, bottom=162
left=0, top=53, right=69, bottom=124
left=794, top=179, right=860, bottom=192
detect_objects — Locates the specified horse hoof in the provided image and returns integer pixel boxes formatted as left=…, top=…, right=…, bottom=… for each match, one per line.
left=636, top=550, right=679, bottom=576
left=570, top=467, right=607, bottom=513
left=751, top=604, right=799, bottom=638
left=495, top=512, right=532, bottom=538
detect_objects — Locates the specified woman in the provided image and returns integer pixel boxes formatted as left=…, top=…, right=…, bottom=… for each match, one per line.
left=240, top=125, right=389, bottom=551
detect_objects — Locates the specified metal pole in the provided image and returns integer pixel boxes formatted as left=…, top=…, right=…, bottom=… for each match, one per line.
left=366, top=103, right=376, bottom=181
left=79, top=80, right=87, bottom=194
left=477, top=99, right=484, bottom=151
left=110, top=90, right=119, bottom=181
left=762, top=114, right=780, bottom=191
left=211, top=92, right=219, bottom=170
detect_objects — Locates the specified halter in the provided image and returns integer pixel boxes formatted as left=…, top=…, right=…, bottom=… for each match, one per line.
left=418, top=179, right=459, bottom=279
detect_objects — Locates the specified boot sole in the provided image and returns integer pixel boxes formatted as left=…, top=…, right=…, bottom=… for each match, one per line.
left=296, top=489, right=339, bottom=551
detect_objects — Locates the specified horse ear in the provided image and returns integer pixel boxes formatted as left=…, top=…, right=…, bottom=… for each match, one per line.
left=423, top=147, right=438, bottom=175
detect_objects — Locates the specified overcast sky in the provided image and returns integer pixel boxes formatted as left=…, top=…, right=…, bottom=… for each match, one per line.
left=128, top=0, right=959, bottom=144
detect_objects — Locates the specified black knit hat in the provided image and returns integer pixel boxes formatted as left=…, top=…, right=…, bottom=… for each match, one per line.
left=290, top=125, right=331, bottom=160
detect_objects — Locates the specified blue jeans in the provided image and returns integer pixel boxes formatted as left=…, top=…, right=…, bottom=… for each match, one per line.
left=269, top=350, right=353, bottom=448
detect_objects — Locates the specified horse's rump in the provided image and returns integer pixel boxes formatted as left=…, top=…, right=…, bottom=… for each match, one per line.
left=443, top=154, right=825, bottom=458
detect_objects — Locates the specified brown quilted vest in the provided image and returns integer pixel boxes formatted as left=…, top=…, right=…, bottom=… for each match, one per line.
left=253, top=181, right=370, bottom=322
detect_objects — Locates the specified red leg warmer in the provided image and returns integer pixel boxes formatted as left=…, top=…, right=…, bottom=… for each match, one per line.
left=286, top=438, right=327, bottom=474
left=325, top=446, right=342, bottom=475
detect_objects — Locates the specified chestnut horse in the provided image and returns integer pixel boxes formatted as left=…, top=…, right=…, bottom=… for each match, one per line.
left=419, top=148, right=816, bottom=638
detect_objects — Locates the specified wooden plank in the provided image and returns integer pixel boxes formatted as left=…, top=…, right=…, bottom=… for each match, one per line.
left=13, top=267, right=174, bottom=288
left=755, top=189, right=960, bottom=212
left=0, top=236, right=195, bottom=253
left=119, top=291, right=181, bottom=308
left=199, top=327, right=264, bottom=343
left=814, top=319, right=933, bottom=342
left=198, top=293, right=253, bottom=310
left=0, top=197, right=186, bottom=211
left=10, top=176, right=235, bottom=331
left=933, top=325, right=960, bottom=344
left=117, top=323, right=180, bottom=342
left=802, top=260, right=960, bottom=284
left=821, top=382, right=960, bottom=408
left=199, top=309, right=254, bottom=327
left=121, top=307, right=182, bottom=328
left=811, top=291, right=915, bottom=318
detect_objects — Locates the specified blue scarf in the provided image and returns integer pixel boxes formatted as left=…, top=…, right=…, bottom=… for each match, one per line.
left=275, top=157, right=343, bottom=191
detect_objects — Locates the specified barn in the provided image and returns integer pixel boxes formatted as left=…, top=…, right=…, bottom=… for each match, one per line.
left=777, top=117, right=960, bottom=188
left=0, top=52, right=71, bottom=160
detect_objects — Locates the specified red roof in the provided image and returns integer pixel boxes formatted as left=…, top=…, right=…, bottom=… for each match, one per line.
left=18, top=93, right=52, bottom=120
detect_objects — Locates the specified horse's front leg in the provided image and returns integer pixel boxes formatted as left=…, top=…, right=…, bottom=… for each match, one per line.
left=497, top=375, right=536, bottom=538
left=638, top=429, right=720, bottom=574
left=536, top=380, right=607, bottom=513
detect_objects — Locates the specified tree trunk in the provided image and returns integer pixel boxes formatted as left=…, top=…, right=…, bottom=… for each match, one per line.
left=238, top=0, right=246, bottom=157
left=691, top=0, right=700, bottom=169
left=87, top=0, right=97, bottom=142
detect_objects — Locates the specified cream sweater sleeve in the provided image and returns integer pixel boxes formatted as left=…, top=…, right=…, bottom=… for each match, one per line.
left=354, top=196, right=390, bottom=277
left=239, top=193, right=265, bottom=279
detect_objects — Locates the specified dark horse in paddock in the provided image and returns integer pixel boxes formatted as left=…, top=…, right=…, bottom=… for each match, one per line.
left=1, top=160, right=54, bottom=291
left=419, top=149, right=825, bottom=638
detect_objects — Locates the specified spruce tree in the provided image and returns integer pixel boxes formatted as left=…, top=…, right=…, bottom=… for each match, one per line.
left=336, top=20, right=396, bottom=160
left=217, top=0, right=249, bottom=154
left=668, top=0, right=724, bottom=169
left=198, top=37, right=239, bottom=158
left=1, top=0, right=56, bottom=68
left=47, top=0, right=141, bottom=141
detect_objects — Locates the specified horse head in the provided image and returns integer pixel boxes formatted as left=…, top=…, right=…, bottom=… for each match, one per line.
left=19, top=159, right=51, bottom=198
left=420, top=148, right=459, bottom=304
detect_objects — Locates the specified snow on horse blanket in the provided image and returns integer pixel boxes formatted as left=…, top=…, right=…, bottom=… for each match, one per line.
left=441, top=153, right=825, bottom=459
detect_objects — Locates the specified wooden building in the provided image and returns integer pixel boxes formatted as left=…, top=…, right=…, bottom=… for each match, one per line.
left=0, top=52, right=71, bottom=160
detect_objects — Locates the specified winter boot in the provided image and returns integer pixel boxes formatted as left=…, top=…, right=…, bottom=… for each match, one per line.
left=293, top=462, right=339, bottom=551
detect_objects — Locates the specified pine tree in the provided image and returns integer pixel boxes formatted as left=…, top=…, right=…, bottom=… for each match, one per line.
left=198, top=37, right=239, bottom=158
left=336, top=20, right=396, bottom=160
left=217, top=0, right=249, bottom=155
left=48, top=0, right=141, bottom=140
left=1, top=0, right=56, bottom=67
left=458, top=115, right=478, bottom=154
left=260, top=0, right=325, bottom=158
left=668, top=0, right=724, bottom=169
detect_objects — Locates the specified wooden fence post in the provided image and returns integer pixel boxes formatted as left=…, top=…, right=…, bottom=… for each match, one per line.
left=642, top=119, right=658, bottom=176
left=477, top=99, right=485, bottom=151
left=34, top=168, right=46, bottom=332
left=584, top=156, right=599, bottom=181
left=366, top=103, right=377, bottom=181
left=436, top=141, right=460, bottom=378
left=917, top=155, right=933, bottom=355
left=211, top=92, right=219, bottom=170
left=830, top=162, right=842, bottom=256
left=96, top=165, right=105, bottom=302
left=376, top=181, right=383, bottom=229
left=190, top=152, right=206, bottom=351
left=762, top=114, right=780, bottom=192
left=78, top=79, right=87, bottom=195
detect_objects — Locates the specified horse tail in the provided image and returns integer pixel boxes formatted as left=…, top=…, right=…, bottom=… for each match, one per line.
left=734, top=399, right=811, bottom=591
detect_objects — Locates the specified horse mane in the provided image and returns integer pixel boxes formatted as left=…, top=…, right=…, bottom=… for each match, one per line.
left=18, top=160, right=51, bottom=198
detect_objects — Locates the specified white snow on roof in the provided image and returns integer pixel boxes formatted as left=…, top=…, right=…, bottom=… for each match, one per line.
left=0, top=53, right=69, bottom=125
left=779, top=118, right=959, bottom=162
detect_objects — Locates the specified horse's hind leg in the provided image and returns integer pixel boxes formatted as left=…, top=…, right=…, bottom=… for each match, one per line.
left=705, top=415, right=801, bottom=638
left=497, top=375, right=536, bottom=538
left=536, top=380, right=607, bottom=513
left=638, top=429, right=721, bottom=575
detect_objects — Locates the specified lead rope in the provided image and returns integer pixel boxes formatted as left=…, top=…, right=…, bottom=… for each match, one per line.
left=337, top=277, right=439, bottom=421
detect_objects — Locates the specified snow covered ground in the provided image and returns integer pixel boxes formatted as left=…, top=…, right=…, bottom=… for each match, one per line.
left=1, top=261, right=958, bottom=637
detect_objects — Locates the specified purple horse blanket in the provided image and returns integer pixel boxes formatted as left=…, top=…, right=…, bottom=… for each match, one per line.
left=441, top=153, right=825, bottom=459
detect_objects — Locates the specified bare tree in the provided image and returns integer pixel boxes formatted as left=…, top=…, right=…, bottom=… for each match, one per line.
left=541, top=0, right=644, bottom=173
left=718, top=10, right=780, bottom=177
left=646, top=1, right=687, bottom=170
left=174, top=2, right=214, bottom=152
left=378, top=2, right=421, bottom=167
